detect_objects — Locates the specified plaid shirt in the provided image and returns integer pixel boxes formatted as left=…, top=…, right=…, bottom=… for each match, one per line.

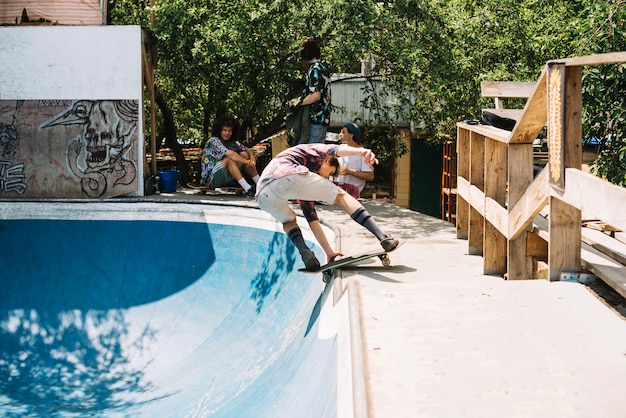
left=303, top=60, right=331, bottom=126
left=200, top=137, right=248, bottom=186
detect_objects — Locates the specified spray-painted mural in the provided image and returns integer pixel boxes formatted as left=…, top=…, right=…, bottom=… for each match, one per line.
left=0, top=100, right=139, bottom=198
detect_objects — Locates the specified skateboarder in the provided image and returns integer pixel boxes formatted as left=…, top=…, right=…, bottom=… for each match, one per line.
left=255, top=143, right=399, bottom=270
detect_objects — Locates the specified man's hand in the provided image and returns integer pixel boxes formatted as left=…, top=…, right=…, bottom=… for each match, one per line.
left=327, top=251, right=344, bottom=263
left=362, top=149, right=378, bottom=166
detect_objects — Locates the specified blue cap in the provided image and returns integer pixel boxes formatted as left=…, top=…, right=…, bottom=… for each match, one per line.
left=344, top=123, right=360, bottom=142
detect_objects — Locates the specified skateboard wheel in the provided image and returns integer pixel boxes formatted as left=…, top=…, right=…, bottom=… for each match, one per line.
left=322, top=272, right=332, bottom=283
left=381, top=256, right=391, bottom=267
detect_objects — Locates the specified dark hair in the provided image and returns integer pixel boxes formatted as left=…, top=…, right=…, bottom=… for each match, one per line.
left=212, top=115, right=240, bottom=139
left=328, top=156, right=340, bottom=175
left=301, top=40, right=321, bottom=61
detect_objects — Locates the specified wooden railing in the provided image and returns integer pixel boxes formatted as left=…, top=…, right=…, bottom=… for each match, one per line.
left=456, top=52, right=626, bottom=297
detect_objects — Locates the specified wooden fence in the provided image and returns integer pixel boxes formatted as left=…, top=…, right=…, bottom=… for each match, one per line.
left=456, top=52, right=626, bottom=298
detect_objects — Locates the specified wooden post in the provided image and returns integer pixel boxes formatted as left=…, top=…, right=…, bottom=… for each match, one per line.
left=507, top=143, right=534, bottom=279
left=483, top=139, right=507, bottom=275
left=456, top=127, right=470, bottom=239
left=468, top=131, right=485, bottom=255
left=548, top=65, right=582, bottom=281
left=142, top=30, right=157, bottom=178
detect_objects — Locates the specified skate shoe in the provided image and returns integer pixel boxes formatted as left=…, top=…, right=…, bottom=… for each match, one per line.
left=380, top=237, right=399, bottom=252
left=301, top=249, right=321, bottom=270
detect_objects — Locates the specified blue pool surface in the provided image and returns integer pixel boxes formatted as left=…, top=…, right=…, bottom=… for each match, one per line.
left=0, top=202, right=340, bottom=417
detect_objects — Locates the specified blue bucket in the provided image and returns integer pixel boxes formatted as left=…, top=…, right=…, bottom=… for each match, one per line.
left=157, top=170, right=179, bottom=193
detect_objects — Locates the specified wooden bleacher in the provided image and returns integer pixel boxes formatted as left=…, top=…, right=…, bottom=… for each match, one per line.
left=455, top=52, right=626, bottom=300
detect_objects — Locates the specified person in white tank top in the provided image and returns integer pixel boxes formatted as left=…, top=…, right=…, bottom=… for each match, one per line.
left=333, top=123, right=374, bottom=197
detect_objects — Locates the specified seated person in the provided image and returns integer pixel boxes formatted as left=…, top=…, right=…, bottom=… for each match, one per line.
left=332, top=123, right=374, bottom=198
left=200, top=115, right=259, bottom=196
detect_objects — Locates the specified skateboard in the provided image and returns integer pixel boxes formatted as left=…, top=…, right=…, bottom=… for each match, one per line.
left=298, top=242, right=403, bottom=283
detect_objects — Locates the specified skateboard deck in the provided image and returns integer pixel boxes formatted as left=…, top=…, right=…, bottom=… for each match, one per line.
left=298, top=242, right=403, bottom=282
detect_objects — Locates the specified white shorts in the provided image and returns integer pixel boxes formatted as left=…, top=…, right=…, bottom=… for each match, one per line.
left=256, top=173, right=340, bottom=223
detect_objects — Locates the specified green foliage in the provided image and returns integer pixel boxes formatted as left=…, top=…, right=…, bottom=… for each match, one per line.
left=108, top=0, right=626, bottom=182
left=576, top=1, right=626, bottom=186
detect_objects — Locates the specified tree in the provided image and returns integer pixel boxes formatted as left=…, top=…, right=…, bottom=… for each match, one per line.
left=577, top=1, right=626, bottom=186
left=108, top=0, right=626, bottom=185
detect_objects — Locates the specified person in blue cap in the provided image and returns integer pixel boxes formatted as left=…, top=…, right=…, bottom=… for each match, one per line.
left=333, top=123, right=374, bottom=198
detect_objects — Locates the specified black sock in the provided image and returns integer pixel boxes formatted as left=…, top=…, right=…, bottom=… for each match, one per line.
left=287, top=227, right=310, bottom=254
left=350, top=207, right=388, bottom=241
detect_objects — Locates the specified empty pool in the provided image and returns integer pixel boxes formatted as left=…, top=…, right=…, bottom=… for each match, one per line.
left=0, top=201, right=352, bottom=417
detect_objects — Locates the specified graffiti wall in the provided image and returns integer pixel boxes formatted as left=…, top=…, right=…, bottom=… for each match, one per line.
left=0, top=25, right=143, bottom=198
left=0, top=100, right=139, bottom=198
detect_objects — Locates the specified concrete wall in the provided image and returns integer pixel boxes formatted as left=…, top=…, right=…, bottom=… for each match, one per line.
left=0, top=25, right=143, bottom=198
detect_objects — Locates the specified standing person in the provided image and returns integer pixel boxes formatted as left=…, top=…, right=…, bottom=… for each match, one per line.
left=299, top=40, right=331, bottom=144
left=200, top=115, right=259, bottom=196
left=255, top=143, right=399, bottom=270
left=333, top=123, right=375, bottom=198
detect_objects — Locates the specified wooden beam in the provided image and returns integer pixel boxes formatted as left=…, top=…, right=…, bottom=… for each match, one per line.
left=468, top=132, right=485, bottom=255
left=547, top=65, right=583, bottom=281
left=527, top=231, right=548, bottom=259
left=558, top=51, right=626, bottom=67
left=483, top=139, right=507, bottom=275
left=558, top=170, right=626, bottom=233
left=457, top=122, right=510, bottom=144
left=508, top=164, right=550, bottom=241
left=509, top=68, right=548, bottom=144
left=456, top=127, right=471, bottom=239
left=480, top=81, right=536, bottom=99
left=485, top=196, right=508, bottom=236
left=507, top=143, right=535, bottom=279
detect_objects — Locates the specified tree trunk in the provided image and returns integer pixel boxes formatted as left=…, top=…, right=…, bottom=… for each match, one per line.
left=155, top=86, right=189, bottom=185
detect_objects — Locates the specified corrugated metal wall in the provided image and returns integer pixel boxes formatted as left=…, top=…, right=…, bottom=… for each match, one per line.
left=0, top=0, right=106, bottom=26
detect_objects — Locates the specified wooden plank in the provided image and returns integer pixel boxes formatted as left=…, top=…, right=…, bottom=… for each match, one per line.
left=485, top=196, right=508, bottom=236
left=558, top=169, right=626, bottom=233
left=468, top=132, right=485, bottom=255
left=581, top=242, right=626, bottom=300
left=527, top=231, right=548, bottom=259
left=456, top=122, right=511, bottom=143
left=536, top=211, right=626, bottom=297
left=559, top=51, right=626, bottom=67
left=581, top=227, right=626, bottom=266
left=508, top=165, right=550, bottom=240
left=548, top=196, right=581, bottom=281
left=456, top=127, right=470, bottom=239
left=547, top=63, right=566, bottom=189
left=582, top=220, right=621, bottom=233
left=546, top=65, right=582, bottom=281
left=457, top=176, right=469, bottom=201
left=457, top=196, right=469, bottom=240
left=564, top=66, right=583, bottom=170
left=480, top=81, right=536, bottom=98
left=483, top=139, right=507, bottom=275
left=469, top=184, right=485, bottom=216
left=507, top=143, right=535, bottom=280
left=509, top=68, right=548, bottom=144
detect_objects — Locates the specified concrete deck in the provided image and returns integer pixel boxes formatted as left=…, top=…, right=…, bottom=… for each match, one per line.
left=153, top=190, right=626, bottom=417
